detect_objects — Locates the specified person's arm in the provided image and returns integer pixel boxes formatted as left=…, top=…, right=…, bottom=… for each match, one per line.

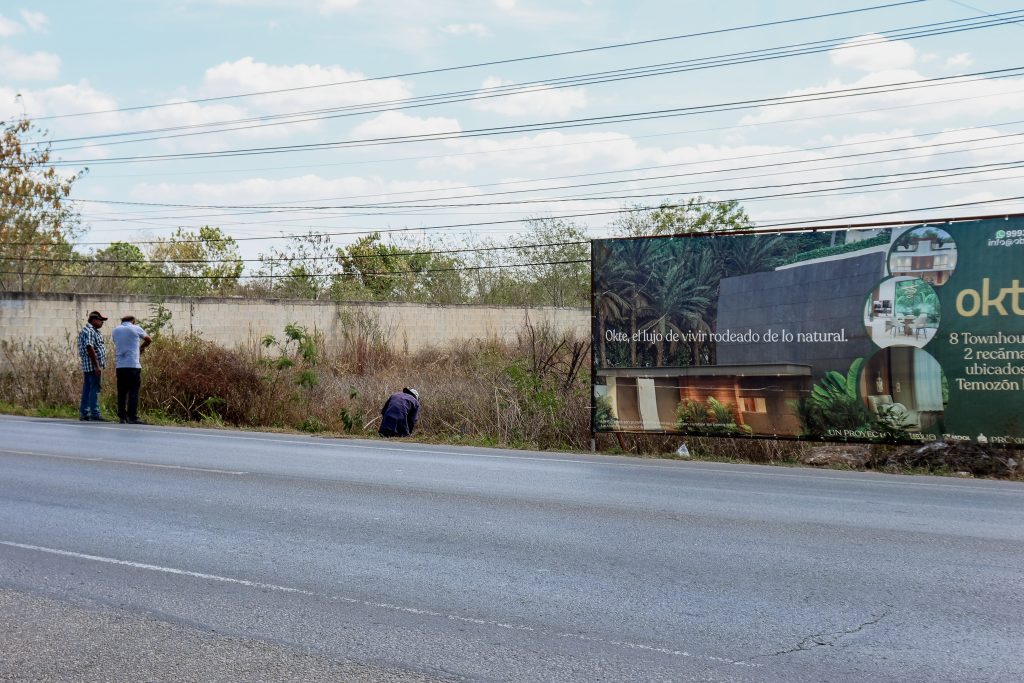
left=407, top=402, right=419, bottom=433
left=86, top=345, right=101, bottom=375
left=139, top=334, right=152, bottom=355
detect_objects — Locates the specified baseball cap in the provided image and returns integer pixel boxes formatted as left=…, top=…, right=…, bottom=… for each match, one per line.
left=88, top=310, right=108, bottom=321
left=405, top=388, right=420, bottom=400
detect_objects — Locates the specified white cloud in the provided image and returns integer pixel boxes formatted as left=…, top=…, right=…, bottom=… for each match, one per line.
left=830, top=34, right=916, bottom=72
left=213, top=0, right=360, bottom=13
left=424, top=131, right=646, bottom=173
left=946, top=53, right=973, bottom=69
left=739, top=70, right=1024, bottom=127
left=471, top=76, right=586, bottom=117
left=317, top=0, right=360, bottom=13
left=200, top=57, right=412, bottom=111
left=350, top=111, right=460, bottom=140
left=19, top=10, right=49, bottom=32
left=0, top=14, right=22, bottom=36
left=0, top=46, right=61, bottom=81
left=487, top=0, right=584, bottom=25
left=444, top=23, right=490, bottom=37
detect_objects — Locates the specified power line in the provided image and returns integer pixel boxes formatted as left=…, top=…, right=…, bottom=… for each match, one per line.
left=9, top=178, right=1024, bottom=260
left=0, top=259, right=592, bottom=280
left=29, top=0, right=926, bottom=122
left=57, top=128, right=1024, bottom=212
left=11, top=240, right=592, bottom=265
left=747, top=195, right=1024, bottom=229
left=64, top=157, right=1024, bottom=217
left=11, top=196, right=1024, bottom=280
left=78, top=84, right=1024, bottom=182
left=40, top=10, right=1023, bottom=150
left=9, top=159, right=1024, bottom=267
left=70, top=120, right=1024, bottom=236
left=33, top=66, right=1024, bottom=167
left=29, top=130, right=1024, bottom=247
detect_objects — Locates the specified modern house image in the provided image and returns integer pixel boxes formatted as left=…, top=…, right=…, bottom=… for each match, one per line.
left=596, top=364, right=812, bottom=434
left=887, top=227, right=957, bottom=286
left=596, top=233, right=895, bottom=436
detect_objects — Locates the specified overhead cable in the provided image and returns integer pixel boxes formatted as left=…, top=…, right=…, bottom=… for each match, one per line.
left=29, top=0, right=926, bottom=121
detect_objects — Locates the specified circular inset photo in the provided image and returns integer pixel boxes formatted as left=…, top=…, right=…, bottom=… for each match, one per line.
left=863, top=276, right=940, bottom=348
left=887, top=226, right=957, bottom=286
left=859, top=346, right=946, bottom=435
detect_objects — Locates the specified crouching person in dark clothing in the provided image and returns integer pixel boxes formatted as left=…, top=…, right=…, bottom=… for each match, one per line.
left=379, top=387, right=420, bottom=437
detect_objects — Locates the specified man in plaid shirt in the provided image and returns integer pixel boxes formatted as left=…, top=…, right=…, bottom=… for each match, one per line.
left=77, top=310, right=109, bottom=421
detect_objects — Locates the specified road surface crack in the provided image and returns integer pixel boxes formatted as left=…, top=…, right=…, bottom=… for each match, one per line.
left=752, top=605, right=892, bottom=659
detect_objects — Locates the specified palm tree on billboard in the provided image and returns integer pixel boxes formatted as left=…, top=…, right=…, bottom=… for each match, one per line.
left=602, top=239, right=658, bottom=366
left=594, top=286, right=627, bottom=367
left=641, top=258, right=714, bottom=366
left=712, top=234, right=786, bottom=277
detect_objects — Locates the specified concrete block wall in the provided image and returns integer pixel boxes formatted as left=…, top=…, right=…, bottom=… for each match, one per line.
left=0, top=292, right=590, bottom=352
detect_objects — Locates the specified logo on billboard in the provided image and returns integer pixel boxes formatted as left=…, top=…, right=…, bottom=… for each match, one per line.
left=989, top=228, right=1024, bottom=247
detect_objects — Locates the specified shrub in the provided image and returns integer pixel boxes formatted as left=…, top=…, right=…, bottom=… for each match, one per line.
left=141, top=335, right=273, bottom=425
left=0, top=339, right=82, bottom=408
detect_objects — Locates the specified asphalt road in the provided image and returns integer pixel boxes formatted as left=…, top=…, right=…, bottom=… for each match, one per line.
left=1, top=415, right=1022, bottom=682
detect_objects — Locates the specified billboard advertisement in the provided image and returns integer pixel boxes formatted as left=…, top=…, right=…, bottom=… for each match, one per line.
left=591, top=216, right=1024, bottom=445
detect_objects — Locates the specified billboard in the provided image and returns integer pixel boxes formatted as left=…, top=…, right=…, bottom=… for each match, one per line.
left=591, top=216, right=1024, bottom=445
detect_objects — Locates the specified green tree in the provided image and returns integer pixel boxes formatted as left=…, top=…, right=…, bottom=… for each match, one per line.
left=147, top=226, right=243, bottom=295
left=613, top=196, right=751, bottom=237
left=334, top=232, right=464, bottom=302
left=253, top=232, right=338, bottom=299
left=84, top=241, right=151, bottom=293
left=0, top=115, right=86, bottom=292
left=508, top=218, right=589, bottom=308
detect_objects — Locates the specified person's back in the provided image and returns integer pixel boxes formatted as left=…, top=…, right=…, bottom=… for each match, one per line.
left=379, top=388, right=420, bottom=437
left=112, top=319, right=148, bottom=369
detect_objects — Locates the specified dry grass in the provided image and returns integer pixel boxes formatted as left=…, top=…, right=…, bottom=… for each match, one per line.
left=0, top=338, right=87, bottom=409
left=1, top=329, right=1019, bottom=478
left=0, top=320, right=593, bottom=450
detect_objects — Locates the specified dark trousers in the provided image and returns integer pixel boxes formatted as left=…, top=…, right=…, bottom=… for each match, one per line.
left=116, top=367, right=142, bottom=421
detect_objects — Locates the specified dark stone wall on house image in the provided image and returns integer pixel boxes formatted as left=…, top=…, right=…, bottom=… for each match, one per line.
left=715, top=252, right=886, bottom=380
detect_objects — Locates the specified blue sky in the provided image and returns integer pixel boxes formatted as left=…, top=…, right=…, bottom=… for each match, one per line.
left=3, top=0, right=1024, bottom=258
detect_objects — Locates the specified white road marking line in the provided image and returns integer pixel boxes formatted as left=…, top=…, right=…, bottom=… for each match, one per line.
left=2, top=416, right=1020, bottom=495
left=0, top=449, right=246, bottom=475
left=0, top=539, right=757, bottom=668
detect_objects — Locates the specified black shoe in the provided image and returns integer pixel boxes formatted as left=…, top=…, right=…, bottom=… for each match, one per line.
left=80, top=416, right=91, bottom=421
left=126, top=419, right=148, bottom=425
left=91, top=416, right=111, bottom=422
left=119, top=418, right=128, bottom=424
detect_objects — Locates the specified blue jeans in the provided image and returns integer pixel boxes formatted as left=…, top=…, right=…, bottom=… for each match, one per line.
left=80, top=372, right=101, bottom=418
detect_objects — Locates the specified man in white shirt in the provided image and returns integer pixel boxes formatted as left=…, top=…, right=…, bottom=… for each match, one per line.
left=111, top=315, right=152, bottom=424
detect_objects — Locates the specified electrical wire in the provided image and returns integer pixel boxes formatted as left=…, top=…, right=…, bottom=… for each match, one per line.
left=70, top=129, right=1024, bottom=237
left=77, top=84, right=1024, bottom=181
left=29, top=0, right=927, bottom=122
left=54, top=128, right=1024, bottom=213
left=31, top=133, right=1024, bottom=246
left=39, top=10, right=1023, bottom=150
left=10, top=195, right=1024, bottom=281
left=32, top=66, right=1024, bottom=167
left=11, top=158, right=1024, bottom=267
left=0, top=259, right=592, bottom=280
